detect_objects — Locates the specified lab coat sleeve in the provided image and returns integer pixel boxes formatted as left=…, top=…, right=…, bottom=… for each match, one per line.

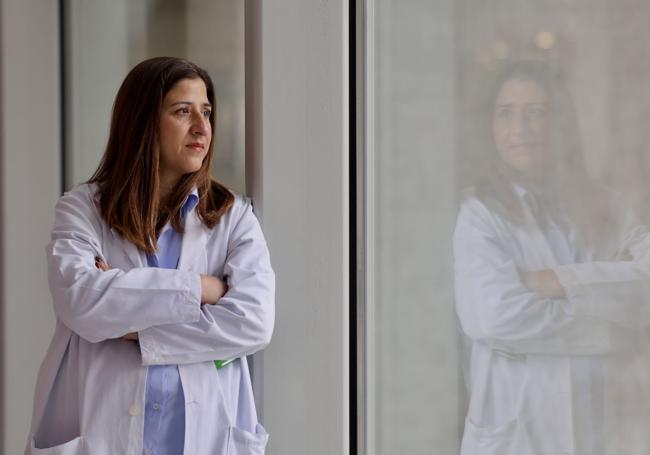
left=48, top=186, right=202, bottom=343
left=138, top=199, right=275, bottom=366
left=454, top=198, right=612, bottom=355
left=553, top=224, right=650, bottom=329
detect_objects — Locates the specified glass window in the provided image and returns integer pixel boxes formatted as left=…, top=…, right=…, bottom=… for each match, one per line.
left=362, top=1, right=650, bottom=453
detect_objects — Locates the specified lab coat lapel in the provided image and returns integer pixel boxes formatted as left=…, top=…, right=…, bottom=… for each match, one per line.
left=515, top=186, right=562, bottom=267
left=178, top=209, right=209, bottom=271
left=110, top=228, right=145, bottom=268
left=516, top=210, right=561, bottom=268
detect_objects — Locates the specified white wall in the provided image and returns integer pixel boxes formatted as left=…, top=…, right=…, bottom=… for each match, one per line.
left=246, top=1, right=350, bottom=454
left=0, top=1, right=61, bottom=453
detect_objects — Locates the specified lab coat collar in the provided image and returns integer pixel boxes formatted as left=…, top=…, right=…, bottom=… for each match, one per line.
left=159, top=187, right=200, bottom=236
left=511, top=183, right=564, bottom=267
left=177, top=206, right=210, bottom=271
left=112, top=232, right=146, bottom=269
left=178, top=186, right=209, bottom=271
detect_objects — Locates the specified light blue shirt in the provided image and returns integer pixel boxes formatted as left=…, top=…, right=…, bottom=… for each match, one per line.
left=142, top=190, right=199, bottom=455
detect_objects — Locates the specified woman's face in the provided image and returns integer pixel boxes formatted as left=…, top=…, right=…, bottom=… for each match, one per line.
left=493, top=77, right=551, bottom=180
left=158, top=77, right=212, bottom=185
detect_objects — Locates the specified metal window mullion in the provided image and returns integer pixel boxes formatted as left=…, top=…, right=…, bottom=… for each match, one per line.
left=356, top=0, right=377, bottom=454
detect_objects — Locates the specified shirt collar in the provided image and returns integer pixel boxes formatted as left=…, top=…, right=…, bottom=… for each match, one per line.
left=512, top=183, right=529, bottom=200
left=159, top=187, right=199, bottom=234
left=182, top=187, right=200, bottom=217
left=512, top=183, right=541, bottom=217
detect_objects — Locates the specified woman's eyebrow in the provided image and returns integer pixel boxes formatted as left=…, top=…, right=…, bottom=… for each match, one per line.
left=169, top=100, right=213, bottom=108
left=495, top=102, right=546, bottom=107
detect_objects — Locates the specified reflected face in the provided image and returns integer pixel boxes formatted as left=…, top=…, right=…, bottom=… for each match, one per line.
left=493, top=78, right=551, bottom=180
left=158, top=77, right=212, bottom=185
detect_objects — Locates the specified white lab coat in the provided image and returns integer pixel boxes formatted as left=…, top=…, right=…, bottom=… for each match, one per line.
left=454, top=189, right=650, bottom=455
left=25, top=183, right=275, bottom=455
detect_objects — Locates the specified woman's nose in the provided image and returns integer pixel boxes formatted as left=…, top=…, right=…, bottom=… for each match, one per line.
left=510, top=111, right=530, bottom=135
left=191, top=114, right=210, bottom=136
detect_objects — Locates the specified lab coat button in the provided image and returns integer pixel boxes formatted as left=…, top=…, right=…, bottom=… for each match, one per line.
left=129, top=404, right=142, bottom=416
left=152, top=403, right=160, bottom=411
left=145, top=449, right=153, bottom=455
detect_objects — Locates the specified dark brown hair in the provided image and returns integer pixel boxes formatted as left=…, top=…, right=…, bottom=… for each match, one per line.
left=88, top=57, right=234, bottom=254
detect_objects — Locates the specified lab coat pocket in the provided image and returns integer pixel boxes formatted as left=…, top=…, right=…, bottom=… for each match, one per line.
left=30, top=436, right=83, bottom=455
left=227, top=423, right=269, bottom=455
left=460, top=417, right=532, bottom=455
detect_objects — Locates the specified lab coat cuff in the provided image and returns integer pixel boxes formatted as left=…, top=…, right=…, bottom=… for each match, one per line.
left=187, top=271, right=202, bottom=310
left=553, top=265, right=579, bottom=290
left=138, top=330, right=159, bottom=365
left=138, top=272, right=201, bottom=365
left=554, top=265, right=583, bottom=302
left=554, top=265, right=589, bottom=315
left=172, top=270, right=202, bottom=322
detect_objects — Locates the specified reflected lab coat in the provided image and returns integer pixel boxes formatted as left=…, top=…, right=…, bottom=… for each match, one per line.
left=25, top=183, right=275, bottom=455
left=454, top=190, right=650, bottom=455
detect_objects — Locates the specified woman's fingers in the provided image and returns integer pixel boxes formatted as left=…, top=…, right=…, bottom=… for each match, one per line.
left=522, top=269, right=566, bottom=298
left=95, top=256, right=110, bottom=271
left=96, top=257, right=134, bottom=342
left=199, top=274, right=228, bottom=304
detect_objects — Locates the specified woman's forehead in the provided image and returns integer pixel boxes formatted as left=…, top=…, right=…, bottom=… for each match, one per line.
left=495, top=78, right=548, bottom=105
left=163, top=78, right=210, bottom=104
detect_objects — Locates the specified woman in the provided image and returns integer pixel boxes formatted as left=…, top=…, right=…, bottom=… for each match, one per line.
left=25, top=57, right=274, bottom=454
left=454, top=60, right=650, bottom=454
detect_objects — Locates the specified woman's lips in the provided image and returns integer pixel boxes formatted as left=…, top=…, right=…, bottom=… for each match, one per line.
left=187, top=143, right=205, bottom=150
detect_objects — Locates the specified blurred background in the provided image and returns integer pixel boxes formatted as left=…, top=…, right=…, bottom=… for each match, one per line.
left=63, top=0, right=245, bottom=192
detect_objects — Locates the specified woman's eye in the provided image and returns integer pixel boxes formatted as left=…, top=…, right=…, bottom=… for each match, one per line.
left=495, top=107, right=512, bottom=120
left=176, top=107, right=190, bottom=115
left=203, top=110, right=212, bottom=117
left=526, top=106, right=547, bottom=118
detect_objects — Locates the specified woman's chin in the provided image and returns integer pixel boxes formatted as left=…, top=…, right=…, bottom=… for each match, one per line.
left=505, top=161, right=549, bottom=183
left=180, top=160, right=205, bottom=175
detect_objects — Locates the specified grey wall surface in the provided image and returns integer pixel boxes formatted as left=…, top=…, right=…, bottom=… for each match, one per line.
left=0, top=1, right=61, bottom=453
left=64, top=0, right=131, bottom=188
left=246, top=1, right=350, bottom=453
left=187, top=0, right=246, bottom=194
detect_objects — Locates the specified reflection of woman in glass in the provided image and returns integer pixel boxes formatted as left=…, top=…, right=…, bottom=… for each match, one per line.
left=454, top=60, right=650, bottom=454
left=25, top=57, right=274, bottom=454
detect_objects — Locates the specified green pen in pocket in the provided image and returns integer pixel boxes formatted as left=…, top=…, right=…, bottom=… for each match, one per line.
left=214, top=359, right=235, bottom=369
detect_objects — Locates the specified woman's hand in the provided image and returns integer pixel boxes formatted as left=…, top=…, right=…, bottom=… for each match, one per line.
left=522, top=269, right=566, bottom=298
left=95, top=256, right=110, bottom=272
left=200, top=274, right=228, bottom=305
left=95, top=256, right=139, bottom=341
